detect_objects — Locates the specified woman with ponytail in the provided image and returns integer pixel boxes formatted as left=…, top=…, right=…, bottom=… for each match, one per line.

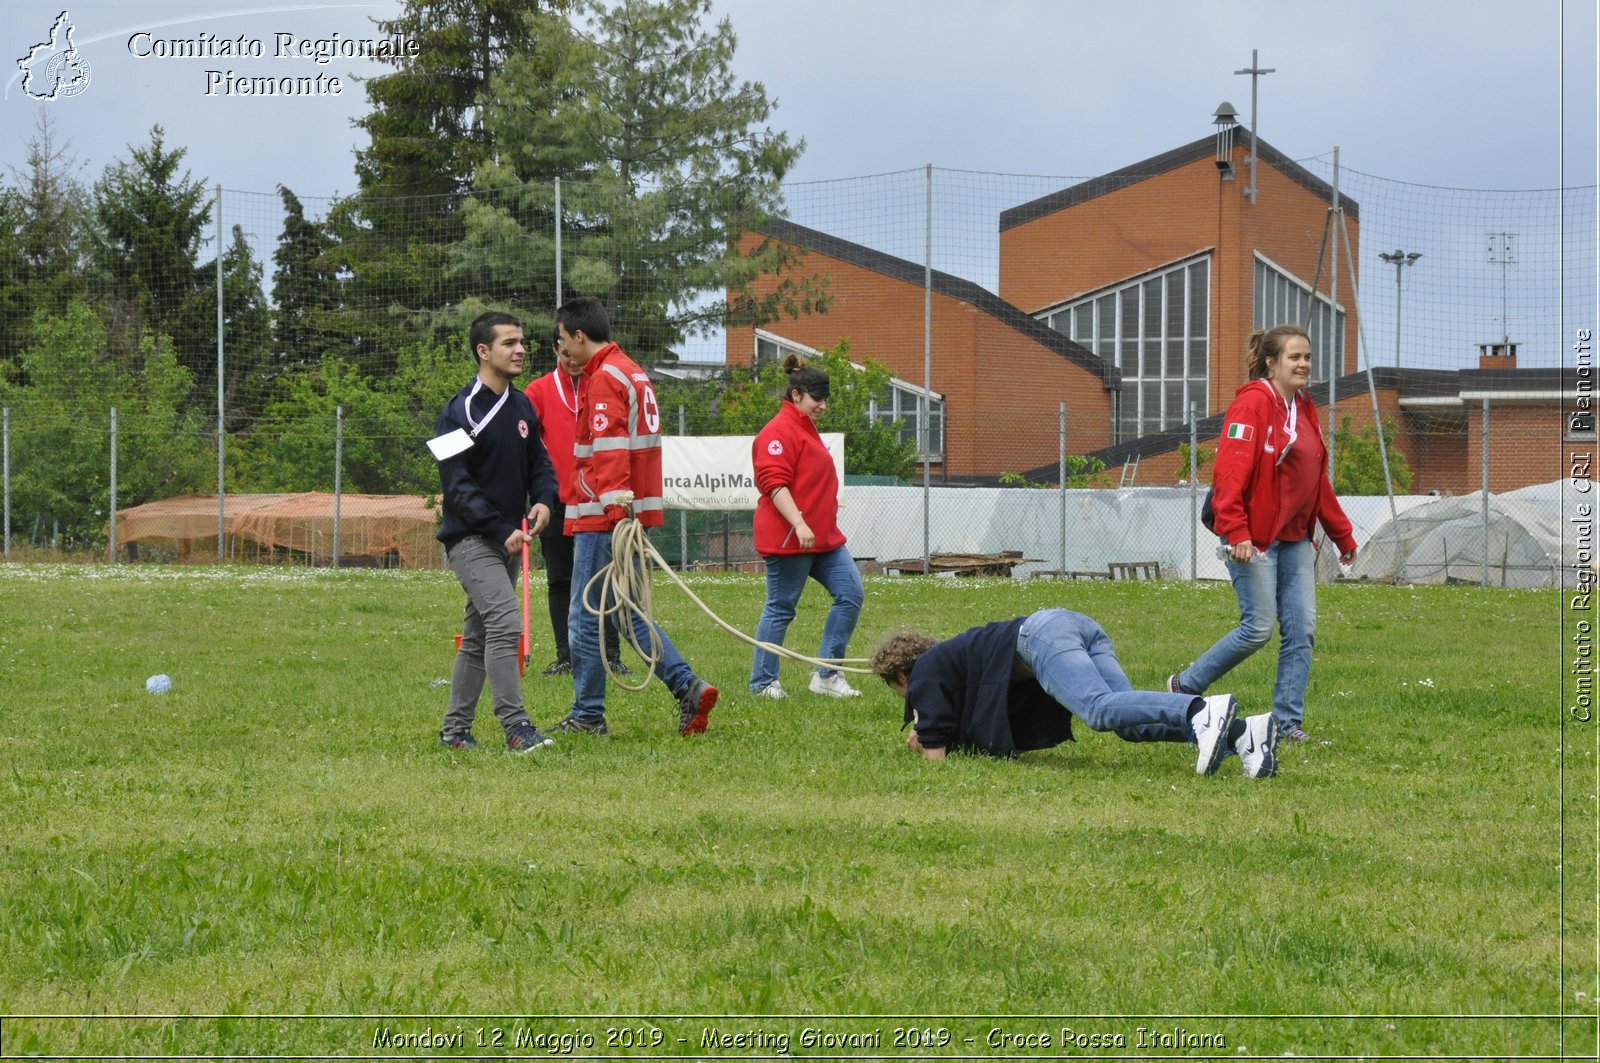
left=749, top=354, right=865, bottom=699
left=1169, top=324, right=1357, bottom=746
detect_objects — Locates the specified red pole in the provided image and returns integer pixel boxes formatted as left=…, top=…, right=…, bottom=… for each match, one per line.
left=519, top=517, right=531, bottom=675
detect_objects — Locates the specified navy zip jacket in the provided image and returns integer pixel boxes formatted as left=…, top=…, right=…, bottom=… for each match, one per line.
left=435, top=379, right=559, bottom=548
left=904, top=618, right=1075, bottom=758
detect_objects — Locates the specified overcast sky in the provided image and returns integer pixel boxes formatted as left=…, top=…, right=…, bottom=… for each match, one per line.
left=4, top=1, right=1592, bottom=193
left=2, top=0, right=1595, bottom=364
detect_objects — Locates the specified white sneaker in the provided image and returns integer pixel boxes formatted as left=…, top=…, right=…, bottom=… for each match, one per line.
left=809, top=671, right=862, bottom=698
left=753, top=681, right=787, bottom=699
left=1235, top=713, right=1278, bottom=778
left=1191, top=694, right=1237, bottom=775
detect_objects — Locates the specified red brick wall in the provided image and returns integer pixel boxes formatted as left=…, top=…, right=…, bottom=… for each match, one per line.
left=728, top=235, right=1115, bottom=478
left=997, top=147, right=1358, bottom=418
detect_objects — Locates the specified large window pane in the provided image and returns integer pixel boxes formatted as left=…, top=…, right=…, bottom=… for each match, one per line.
left=1120, top=292, right=1140, bottom=373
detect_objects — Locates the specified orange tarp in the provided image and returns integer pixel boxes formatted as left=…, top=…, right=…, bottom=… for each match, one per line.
left=110, top=493, right=442, bottom=567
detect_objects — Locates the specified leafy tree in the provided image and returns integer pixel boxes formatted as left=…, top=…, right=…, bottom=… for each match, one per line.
left=327, top=1, right=571, bottom=363
left=173, top=224, right=273, bottom=427
left=464, top=0, right=826, bottom=361
left=2, top=112, right=91, bottom=372
left=234, top=359, right=429, bottom=495
left=1332, top=415, right=1413, bottom=495
left=270, top=186, right=343, bottom=382
left=0, top=299, right=208, bottom=543
left=89, top=125, right=214, bottom=380
left=1177, top=441, right=1212, bottom=482
left=653, top=339, right=917, bottom=479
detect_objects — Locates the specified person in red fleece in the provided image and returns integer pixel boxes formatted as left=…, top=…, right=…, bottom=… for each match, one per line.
left=748, top=354, right=865, bottom=700
left=1169, top=324, right=1357, bottom=744
left=547, top=296, right=716, bottom=739
left=523, top=328, right=626, bottom=678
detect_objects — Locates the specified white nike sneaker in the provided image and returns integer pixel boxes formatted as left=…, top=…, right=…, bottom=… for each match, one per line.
left=1234, top=712, right=1278, bottom=778
left=1191, top=694, right=1237, bottom=776
left=753, top=681, right=787, bottom=699
left=809, top=671, right=862, bottom=698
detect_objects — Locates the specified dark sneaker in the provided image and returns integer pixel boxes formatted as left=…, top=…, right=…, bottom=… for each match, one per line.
left=676, top=677, right=717, bottom=736
left=1278, top=723, right=1313, bottom=743
left=607, top=656, right=633, bottom=677
left=439, top=730, right=479, bottom=750
left=541, top=657, right=572, bottom=676
left=506, top=724, right=554, bottom=753
left=1167, top=673, right=1189, bottom=694
left=552, top=713, right=609, bottom=737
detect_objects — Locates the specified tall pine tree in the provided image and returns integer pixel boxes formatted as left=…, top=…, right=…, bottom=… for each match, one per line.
left=463, top=0, right=825, bottom=361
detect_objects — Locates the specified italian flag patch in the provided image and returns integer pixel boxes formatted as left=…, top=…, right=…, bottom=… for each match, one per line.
left=1225, top=422, right=1254, bottom=442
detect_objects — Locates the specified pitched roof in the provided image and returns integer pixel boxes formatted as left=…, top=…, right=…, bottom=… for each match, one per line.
left=999, top=134, right=1359, bottom=232
left=756, top=217, right=1120, bottom=387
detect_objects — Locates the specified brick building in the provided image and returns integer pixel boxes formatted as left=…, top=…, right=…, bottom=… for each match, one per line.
left=725, top=219, right=1118, bottom=479
left=730, top=132, right=1583, bottom=493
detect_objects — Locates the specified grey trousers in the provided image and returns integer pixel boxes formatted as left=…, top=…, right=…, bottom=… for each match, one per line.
left=442, top=534, right=532, bottom=736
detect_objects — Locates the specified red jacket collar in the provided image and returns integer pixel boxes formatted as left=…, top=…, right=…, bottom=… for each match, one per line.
left=580, top=343, right=621, bottom=378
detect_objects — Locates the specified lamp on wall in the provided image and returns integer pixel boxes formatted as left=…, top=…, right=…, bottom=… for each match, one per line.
left=1213, top=102, right=1239, bottom=179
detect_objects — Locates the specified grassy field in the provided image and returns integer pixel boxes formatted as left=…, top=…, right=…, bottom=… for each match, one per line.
left=0, top=563, right=1592, bottom=1058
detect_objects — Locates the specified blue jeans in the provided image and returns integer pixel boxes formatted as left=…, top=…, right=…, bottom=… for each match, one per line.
left=1179, top=538, right=1316, bottom=733
left=1016, top=609, right=1196, bottom=743
left=569, top=530, right=694, bottom=722
left=748, top=546, right=865, bottom=691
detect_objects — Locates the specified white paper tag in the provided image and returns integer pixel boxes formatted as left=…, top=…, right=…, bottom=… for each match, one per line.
left=427, top=428, right=473, bottom=461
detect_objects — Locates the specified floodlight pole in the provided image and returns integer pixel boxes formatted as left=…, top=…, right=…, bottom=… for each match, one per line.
left=1378, top=250, right=1421, bottom=369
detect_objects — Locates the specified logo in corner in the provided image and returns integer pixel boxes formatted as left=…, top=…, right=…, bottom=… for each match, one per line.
left=17, top=11, right=92, bottom=101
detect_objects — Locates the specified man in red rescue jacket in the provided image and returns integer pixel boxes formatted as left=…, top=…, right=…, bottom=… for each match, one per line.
left=548, top=296, right=717, bottom=739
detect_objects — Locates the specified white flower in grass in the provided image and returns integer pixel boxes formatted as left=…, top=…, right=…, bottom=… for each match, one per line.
left=1417, top=677, right=1436, bottom=687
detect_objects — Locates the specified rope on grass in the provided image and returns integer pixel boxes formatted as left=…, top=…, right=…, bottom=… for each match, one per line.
left=578, top=516, right=874, bottom=692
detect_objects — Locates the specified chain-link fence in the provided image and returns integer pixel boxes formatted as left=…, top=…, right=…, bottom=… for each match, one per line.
left=2, top=156, right=1594, bottom=584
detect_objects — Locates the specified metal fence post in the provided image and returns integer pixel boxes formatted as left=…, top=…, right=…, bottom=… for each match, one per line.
left=678, top=405, right=688, bottom=572
left=333, top=404, right=344, bottom=568
left=921, top=162, right=933, bottom=573
left=1058, top=402, right=1067, bottom=575
left=2, top=406, right=9, bottom=560
left=215, top=183, right=226, bottom=562
left=1482, top=398, right=1491, bottom=587
left=109, top=406, right=118, bottom=564
left=1189, top=402, right=1199, bottom=579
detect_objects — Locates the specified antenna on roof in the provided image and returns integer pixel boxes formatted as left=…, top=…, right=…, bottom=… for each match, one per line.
left=1233, top=49, right=1275, bottom=205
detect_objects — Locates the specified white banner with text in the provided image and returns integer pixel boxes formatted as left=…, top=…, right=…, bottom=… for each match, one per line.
left=662, top=434, right=844, bottom=511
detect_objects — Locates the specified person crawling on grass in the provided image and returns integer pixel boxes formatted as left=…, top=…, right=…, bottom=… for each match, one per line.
left=869, top=608, right=1277, bottom=777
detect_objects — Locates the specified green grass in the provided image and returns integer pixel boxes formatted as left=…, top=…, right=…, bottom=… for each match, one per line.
left=0, top=564, right=1592, bottom=1057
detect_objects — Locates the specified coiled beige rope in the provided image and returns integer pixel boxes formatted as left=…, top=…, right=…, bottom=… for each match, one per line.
left=577, top=517, right=874, bottom=692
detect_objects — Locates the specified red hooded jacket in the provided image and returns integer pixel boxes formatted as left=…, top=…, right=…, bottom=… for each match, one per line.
left=752, top=399, right=847, bottom=556
left=1211, top=379, right=1356, bottom=554
left=563, top=344, right=665, bottom=533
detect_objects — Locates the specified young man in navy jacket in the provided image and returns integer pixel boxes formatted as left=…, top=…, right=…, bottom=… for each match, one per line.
left=869, top=609, right=1277, bottom=778
left=434, top=311, right=559, bottom=753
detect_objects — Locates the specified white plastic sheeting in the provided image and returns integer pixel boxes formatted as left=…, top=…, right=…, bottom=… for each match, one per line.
left=836, top=485, right=1438, bottom=582
left=1350, top=479, right=1592, bottom=588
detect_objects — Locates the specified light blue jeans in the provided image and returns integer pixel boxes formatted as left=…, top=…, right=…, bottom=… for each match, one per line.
left=748, top=545, right=865, bottom=691
left=1179, top=538, right=1316, bottom=733
left=1016, top=609, right=1196, bottom=743
left=569, top=530, right=694, bottom=722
